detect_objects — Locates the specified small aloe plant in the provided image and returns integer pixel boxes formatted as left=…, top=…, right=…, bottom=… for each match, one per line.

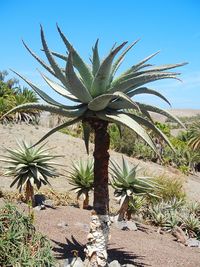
left=68, top=159, right=94, bottom=209
left=180, top=213, right=200, bottom=237
left=0, top=141, right=60, bottom=207
left=110, top=157, right=158, bottom=220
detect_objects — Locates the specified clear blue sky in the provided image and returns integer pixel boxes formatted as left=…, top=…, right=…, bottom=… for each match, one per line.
left=1, top=0, right=200, bottom=109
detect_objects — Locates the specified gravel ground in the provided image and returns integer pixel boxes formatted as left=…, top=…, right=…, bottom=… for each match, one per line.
left=34, top=205, right=200, bottom=267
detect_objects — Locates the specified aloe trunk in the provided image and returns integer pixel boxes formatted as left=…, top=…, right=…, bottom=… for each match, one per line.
left=117, top=197, right=129, bottom=221
left=85, top=119, right=110, bottom=266
left=83, top=193, right=89, bottom=209
left=25, top=181, right=35, bottom=207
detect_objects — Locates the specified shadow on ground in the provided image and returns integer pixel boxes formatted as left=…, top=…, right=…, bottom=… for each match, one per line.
left=52, top=236, right=148, bottom=266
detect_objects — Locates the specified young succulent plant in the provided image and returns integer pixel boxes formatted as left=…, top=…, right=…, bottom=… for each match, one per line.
left=0, top=141, right=60, bottom=207
left=110, top=157, right=158, bottom=220
left=68, top=159, right=94, bottom=209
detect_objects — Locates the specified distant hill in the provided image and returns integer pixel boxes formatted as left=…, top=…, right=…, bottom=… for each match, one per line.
left=151, top=109, right=200, bottom=122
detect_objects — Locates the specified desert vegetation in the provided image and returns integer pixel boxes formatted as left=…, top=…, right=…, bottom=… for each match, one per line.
left=0, top=203, right=55, bottom=266
left=0, top=70, right=40, bottom=124
left=0, top=26, right=200, bottom=267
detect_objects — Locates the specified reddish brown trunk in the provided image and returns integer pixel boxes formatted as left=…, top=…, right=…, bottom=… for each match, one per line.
left=83, top=193, right=89, bottom=209
left=89, top=118, right=110, bottom=215
left=25, top=181, right=35, bottom=207
left=85, top=118, right=110, bottom=266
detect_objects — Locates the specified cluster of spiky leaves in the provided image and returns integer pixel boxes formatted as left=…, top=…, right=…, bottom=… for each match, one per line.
left=188, top=122, right=200, bottom=150
left=68, top=159, right=94, bottom=200
left=0, top=71, right=40, bottom=124
left=110, top=157, right=158, bottom=208
left=147, top=199, right=200, bottom=236
left=2, top=25, right=186, bottom=152
left=0, top=141, right=60, bottom=192
left=0, top=203, right=55, bottom=266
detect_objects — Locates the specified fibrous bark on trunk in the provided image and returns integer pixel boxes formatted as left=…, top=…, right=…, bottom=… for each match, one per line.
left=83, top=193, right=89, bottom=209
left=84, top=118, right=110, bottom=267
left=25, top=181, right=35, bottom=207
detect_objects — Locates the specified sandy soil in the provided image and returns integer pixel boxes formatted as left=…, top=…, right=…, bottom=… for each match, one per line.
left=0, top=123, right=187, bottom=190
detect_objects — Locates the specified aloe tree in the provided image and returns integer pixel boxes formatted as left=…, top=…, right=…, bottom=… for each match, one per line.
left=2, top=25, right=186, bottom=266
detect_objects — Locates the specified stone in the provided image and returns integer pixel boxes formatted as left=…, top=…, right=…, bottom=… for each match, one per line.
left=43, top=199, right=54, bottom=207
left=110, top=215, right=118, bottom=223
left=114, top=220, right=129, bottom=230
left=126, top=221, right=137, bottom=231
left=114, top=220, right=137, bottom=231
left=186, top=238, right=200, bottom=247
left=172, top=226, right=187, bottom=244
left=33, top=204, right=46, bottom=211
left=57, top=221, right=68, bottom=229
left=64, top=257, right=84, bottom=267
left=109, top=260, right=121, bottom=267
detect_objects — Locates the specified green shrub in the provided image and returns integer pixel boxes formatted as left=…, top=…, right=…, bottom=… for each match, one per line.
left=0, top=203, right=55, bottom=267
left=0, top=70, right=40, bottom=124
left=109, top=125, right=137, bottom=156
left=146, top=199, right=183, bottom=230
left=151, top=176, right=186, bottom=202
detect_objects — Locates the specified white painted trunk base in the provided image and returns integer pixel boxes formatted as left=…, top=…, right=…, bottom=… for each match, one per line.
left=85, top=214, right=111, bottom=267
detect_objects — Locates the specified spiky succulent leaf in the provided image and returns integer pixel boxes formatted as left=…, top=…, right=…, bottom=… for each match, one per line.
left=40, top=26, right=69, bottom=88
left=88, top=93, right=116, bottom=111
left=88, top=91, right=139, bottom=112
left=1, top=103, right=87, bottom=120
left=91, top=42, right=127, bottom=97
left=48, top=50, right=68, bottom=61
left=108, top=99, right=185, bottom=128
left=110, top=158, right=158, bottom=207
left=123, top=51, right=161, bottom=75
left=110, top=40, right=139, bottom=80
left=11, top=69, right=79, bottom=108
left=110, top=72, right=180, bottom=94
left=57, top=25, right=93, bottom=89
left=0, top=141, right=60, bottom=192
left=40, top=72, right=80, bottom=102
left=125, top=112, right=175, bottom=151
left=66, top=52, right=92, bottom=103
left=32, top=117, right=82, bottom=147
left=68, top=159, right=94, bottom=199
left=127, top=87, right=171, bottom=106
left=97, top=111, right=157, bottom=153
left=137, top=103, right=185, bottom=128
left=92, top=39, right=100, bottom=76
left=22, top=40, right=55, bottom=76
